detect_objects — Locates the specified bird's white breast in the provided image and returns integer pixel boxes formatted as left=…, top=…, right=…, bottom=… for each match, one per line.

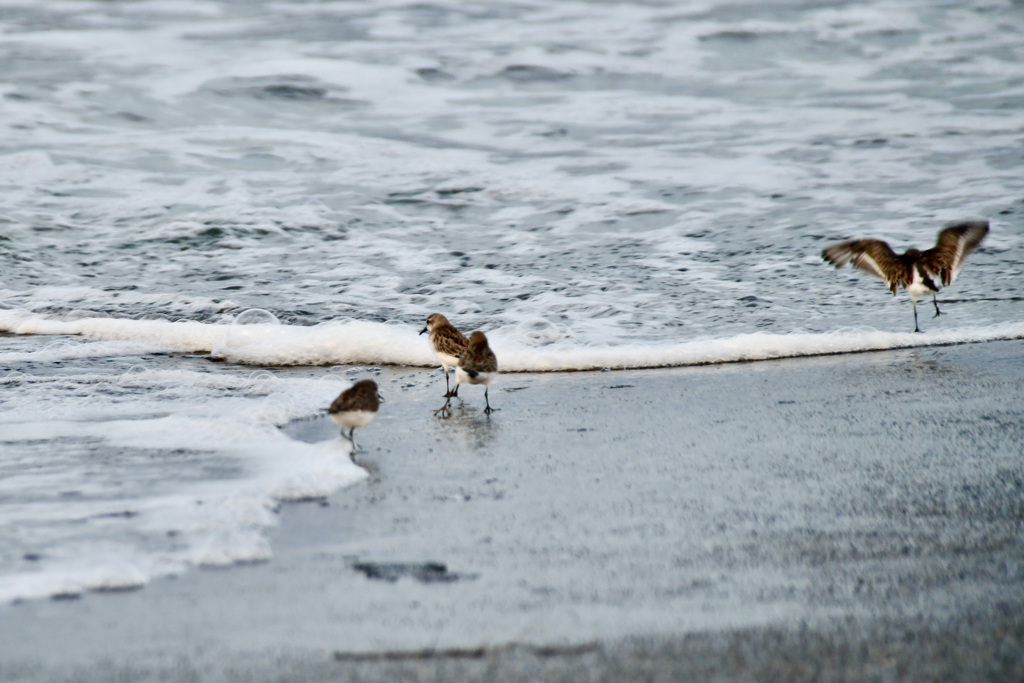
left=456, top=368, right=493, bottom=386
left=908, top=266, right=936, bottom=298
left=330, top=410, right=377, bottom=430
left=434, top=352, right=461, bottom=368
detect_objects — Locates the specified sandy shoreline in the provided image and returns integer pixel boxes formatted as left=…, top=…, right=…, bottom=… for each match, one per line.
left=2, top=339, right=1023, bottom=681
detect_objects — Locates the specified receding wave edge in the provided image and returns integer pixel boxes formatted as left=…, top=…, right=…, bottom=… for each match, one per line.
left=3, top=310, right=1023, bottom=372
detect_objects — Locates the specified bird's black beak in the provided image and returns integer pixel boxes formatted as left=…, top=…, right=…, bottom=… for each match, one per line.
left=378, top=392, right=385, bottom=403
left=419, top=327, right=427, bottom=335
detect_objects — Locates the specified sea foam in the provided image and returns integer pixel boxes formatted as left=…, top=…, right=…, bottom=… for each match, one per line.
left=3, top=308, right=1023, bottom=371
left=0, top=362, right=368, bottom=604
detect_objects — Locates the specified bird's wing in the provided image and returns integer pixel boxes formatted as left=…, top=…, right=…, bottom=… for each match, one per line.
left=433, top=325, right=469, bottom=357
left=482, top=348, right=498, bottom=373
left=920, top=221, right=989, bottom=286
left=328, top=390, right=355, bottom=414
left=330, top=384, right=379, bottom=413
left=822, top=239, right=904, bottom=292
left=458, top=345, right=498, bottom=374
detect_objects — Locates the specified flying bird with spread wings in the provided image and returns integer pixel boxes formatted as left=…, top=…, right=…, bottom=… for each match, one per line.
left=821, top=220, right=989, bottom=332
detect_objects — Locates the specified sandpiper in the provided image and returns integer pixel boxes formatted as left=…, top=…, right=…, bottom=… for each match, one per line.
left=821, top=220, right=989, bottom=332
left=420, top=313, right=469, bottom=397
left=454, top=331, right=498, bottom=414
left=328, top=379, right=382, bottom=452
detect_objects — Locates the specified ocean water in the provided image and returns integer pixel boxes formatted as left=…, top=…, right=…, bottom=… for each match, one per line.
left=1, top=0, right=1023, bottom=602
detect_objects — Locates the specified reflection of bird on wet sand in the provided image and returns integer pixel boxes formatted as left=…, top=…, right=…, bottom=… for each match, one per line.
left=420, top=313, right=469, bottom=398
left=328, top=379, right=382, bottom=454
left=431, top=402, right=500, bottom=451
left=822, top=220, right=989, bottom=332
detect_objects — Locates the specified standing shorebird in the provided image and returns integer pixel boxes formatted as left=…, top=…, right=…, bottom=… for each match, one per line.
left=821, top=220, right=989, bottom=332
left=328, top=379, right=382, bottom=452
left=454, top=331, right=499, bottom=414
left=420, top=313, right=469, bottom=397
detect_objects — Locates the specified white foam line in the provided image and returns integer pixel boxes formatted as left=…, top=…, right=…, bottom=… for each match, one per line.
left=0, top=309, right=435, bottom=366
left=2, top=309, right=1022, bottom=371
left=1, top=310, right=227, bottom=353
left=496, top=324, right=1024, bottom=371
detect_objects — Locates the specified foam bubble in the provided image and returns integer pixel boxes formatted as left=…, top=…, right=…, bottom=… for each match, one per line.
left=233, top=309, right=281, bottom=326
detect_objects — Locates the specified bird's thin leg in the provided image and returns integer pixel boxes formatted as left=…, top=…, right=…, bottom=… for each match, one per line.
left=443, top=367, right=451, bottom=396
left=342, top=428, right=358, bottom=456
left=484, top=387, right=495, bottom=414
left=913, top=300, right=921, bottom=333
left=932, top=293, right=942, bottom=318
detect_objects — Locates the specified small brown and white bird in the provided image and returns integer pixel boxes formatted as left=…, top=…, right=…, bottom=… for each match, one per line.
left=328, top=379, right=382, bottom=451
left=821, top=220, right=989, bottom=332
left=454, top=331, right=498, bottom=414
left=420, top=313, right=469, bottom=397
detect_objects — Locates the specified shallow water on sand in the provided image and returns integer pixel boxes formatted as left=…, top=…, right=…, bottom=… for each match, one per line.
left=1, top=0, right=1023, bottom=602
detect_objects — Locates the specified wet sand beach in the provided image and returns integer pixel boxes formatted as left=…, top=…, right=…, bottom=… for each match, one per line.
left=1, top=339, right=1023, bottom=681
